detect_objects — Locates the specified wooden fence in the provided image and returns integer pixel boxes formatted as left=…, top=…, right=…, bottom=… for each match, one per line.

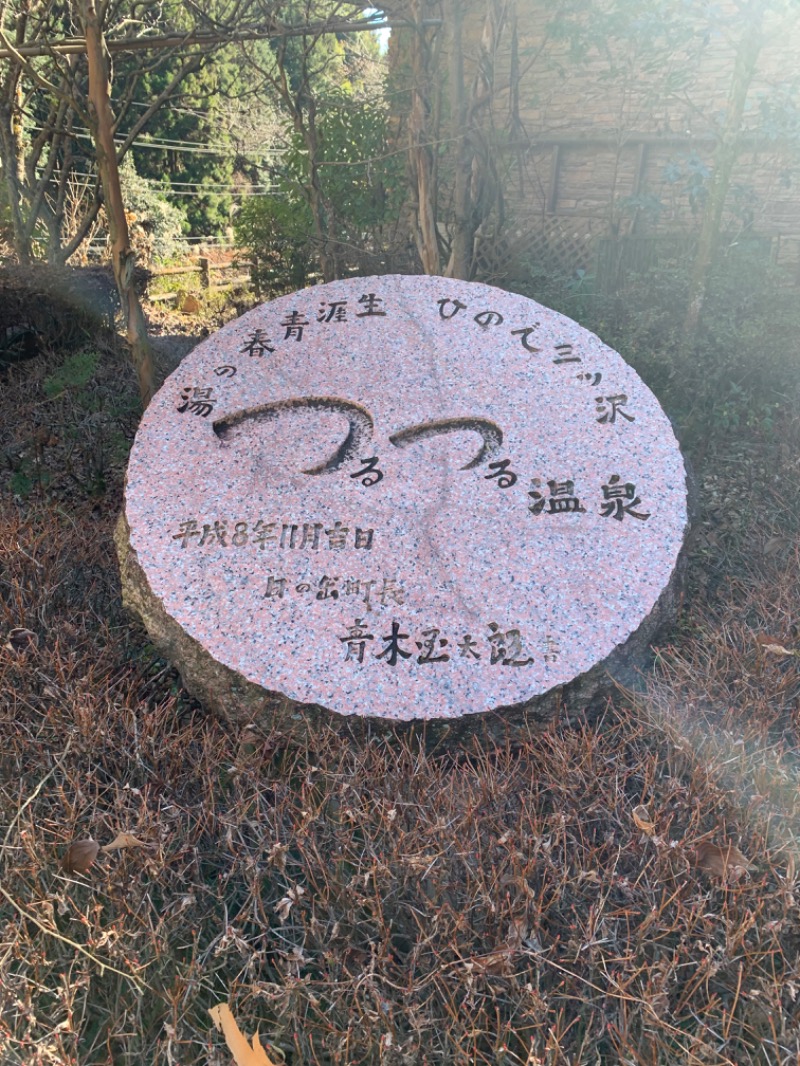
left=144, top=230, right=800, bottom=308
left=147, top=255, right=255, bottom=304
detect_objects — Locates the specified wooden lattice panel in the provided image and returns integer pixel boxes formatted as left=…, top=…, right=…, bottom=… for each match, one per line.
left=475, top=217, right=601, bottom=282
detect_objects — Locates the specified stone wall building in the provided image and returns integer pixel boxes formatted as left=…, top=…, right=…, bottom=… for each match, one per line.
left=389, top=0, right=800, bottom=279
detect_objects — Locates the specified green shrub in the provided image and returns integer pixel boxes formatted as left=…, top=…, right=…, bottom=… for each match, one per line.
left=235, top=96, right=404, bottom=289
left=43, top=350, right=98, bottom=399
left=520, top=238, right=800, bottom=446
left=118, top=156, right=187, bottom=262
left=235, top=195, right=316, bottom=293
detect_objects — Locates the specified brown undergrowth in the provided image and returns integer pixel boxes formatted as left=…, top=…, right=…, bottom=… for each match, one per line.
left=1, top=339, right=800, bottom=1065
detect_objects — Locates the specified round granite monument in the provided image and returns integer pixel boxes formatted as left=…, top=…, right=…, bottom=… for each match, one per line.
left=117, top=275, right=688, bottom=740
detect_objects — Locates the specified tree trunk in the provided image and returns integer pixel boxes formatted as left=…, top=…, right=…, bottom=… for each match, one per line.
left=302, top=97, right=336, bottom=283
left=445, top=0, right=471, bottom=279
left=0, top=112, right=30, bottom=262
left=444, top=0, right=504, bottom=281
left=0, top=69, right=33, bottom=263
left=79, top=0, right=154, bottom=408
left=408, top=0, right=441, bottom=275
left=682, top=2, right=764, bottom=338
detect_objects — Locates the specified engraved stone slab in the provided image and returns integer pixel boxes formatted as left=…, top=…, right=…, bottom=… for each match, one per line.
left=118, top=275, right=688, bottom=736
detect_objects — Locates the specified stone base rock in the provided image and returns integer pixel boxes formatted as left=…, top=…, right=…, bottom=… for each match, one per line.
left=117, top=276, right=691, bottom=744
left=116, top=511, right=686, bottom=746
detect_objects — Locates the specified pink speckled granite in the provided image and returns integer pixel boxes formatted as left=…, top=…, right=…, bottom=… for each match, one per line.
left=122, top=275, right=688, bottom=723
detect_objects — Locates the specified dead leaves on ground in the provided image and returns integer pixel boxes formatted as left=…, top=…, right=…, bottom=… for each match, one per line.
left=103, top=831, right=149, bottom=853
left=62, top=832, right=150, bottom=875
left=632, top=804, right=656, bottom=836
left=761, top=534, right=793, bottom=558
left=62, top=839, right=100, bottom=874
left=274, top=884, right=304, bottom=921
left=452, top=917, right=542, bottom=979
left=4, top=627, right=38, bottom=653
left=693, top=841, right=751, bottom=881
left=628, top=803, right=752, bottom=884
left=754, top=632, right=799, bottom=658
left=209, top=1003, right=282, bottom=1066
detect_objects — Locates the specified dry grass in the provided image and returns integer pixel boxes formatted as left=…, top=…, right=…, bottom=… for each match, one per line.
left=1, top=338, right=800, bottom=1065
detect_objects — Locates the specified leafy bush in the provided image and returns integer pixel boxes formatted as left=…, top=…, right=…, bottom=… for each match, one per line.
left=118, top=156, right=187, bottom=263
left=235, top=194, right=316, bottom=292
left=609, top=244, right=799, bottom=440
left=235, top=96, right=405, bottom=290
left=43, top=350, right=98, bottom=399
left=520, top=238, right=800, bottom=446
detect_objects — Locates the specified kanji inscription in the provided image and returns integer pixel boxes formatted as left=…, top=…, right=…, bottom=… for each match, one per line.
left=120, top=275, right=688, bottom=729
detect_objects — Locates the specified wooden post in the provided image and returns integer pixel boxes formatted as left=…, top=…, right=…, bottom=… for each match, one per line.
left=250, top=256, right=261, bottom=300
left=546, top=144, right=561, bottom=215
left=199, top=256, right=211, bottom=290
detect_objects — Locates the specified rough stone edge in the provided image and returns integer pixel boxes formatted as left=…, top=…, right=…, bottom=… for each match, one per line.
left=115, top=481, right=692, bottom=747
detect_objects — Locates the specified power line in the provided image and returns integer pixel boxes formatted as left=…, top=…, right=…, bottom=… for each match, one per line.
left=0, top=16, right=433, bottom=60
left=125, top=98, right=285, bottom=130
left=137, top=179, right=273, bottom=190
left=53, top=169, right=277, bottom=193
left=130, top=134, right=284, bottom=154
left=30, top=124, right=284, bottom=156
left=145, top=188, right=280, bottom=197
